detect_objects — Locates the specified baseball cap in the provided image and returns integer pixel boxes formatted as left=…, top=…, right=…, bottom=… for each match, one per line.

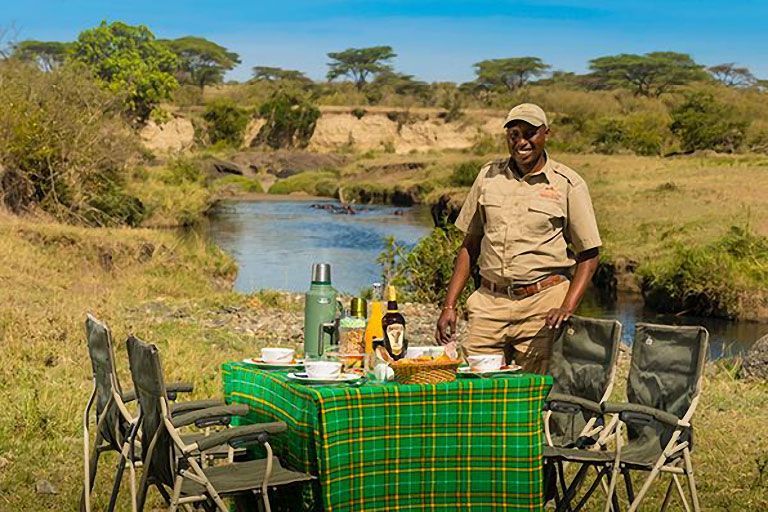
left=503, top=103, right=549, bottom=128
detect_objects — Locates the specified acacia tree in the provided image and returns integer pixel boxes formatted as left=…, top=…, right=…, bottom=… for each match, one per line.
left=11, top=40, right=71, bottom=71
left=161, top=36, right=240, bottom=92
left=251, top=66, right=310, bottom=82
left=707, top=63, right=756, bottom=87
left=71, top=21, right=179, bottom=122
left=589, top=52, right=707, bottom=97
left=472, top=57, right=550, bottom=91
left=326, top=46, right=395, bottom=91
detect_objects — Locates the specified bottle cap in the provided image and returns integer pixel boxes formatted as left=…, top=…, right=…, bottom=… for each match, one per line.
left=350, top=297, right=367, bottom=318
left=311, top=263, right=331, bottom=284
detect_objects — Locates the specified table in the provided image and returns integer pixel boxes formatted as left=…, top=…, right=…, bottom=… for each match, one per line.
left=222, top=362, right=552, bottom=511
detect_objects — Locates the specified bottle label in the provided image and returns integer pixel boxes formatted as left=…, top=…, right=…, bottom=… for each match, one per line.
left=386, top=324, right=405, bottom=356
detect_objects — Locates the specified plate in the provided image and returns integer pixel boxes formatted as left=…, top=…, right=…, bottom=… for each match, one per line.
left=457, top=365, right=522, bottom=377
left=286, top=372, right=363, bottom=384
left=242, top=358, right=304, bottom=369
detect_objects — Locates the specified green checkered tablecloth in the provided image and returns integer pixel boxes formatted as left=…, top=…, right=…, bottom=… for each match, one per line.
left=222, top=362, right=552, bottom=511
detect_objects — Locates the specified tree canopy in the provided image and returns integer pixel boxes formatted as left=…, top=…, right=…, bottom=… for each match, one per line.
left=707, top=63, right=756, bottom=88
left=251, top=66, right=311, bottom=83
left=11, top=40, right=71, bottom=71
left=71, top=21, right=179, bottom=121
left=161, top=36, right=240, bottom=91
left=472, top=57, right=550, bottom=91
left=588, top=52, right=707, bottom=97
left=326, top=46, right=396, bottom=90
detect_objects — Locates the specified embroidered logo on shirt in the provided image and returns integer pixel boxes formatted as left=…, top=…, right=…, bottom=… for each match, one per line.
left=539, top=185, right=562, bottom=201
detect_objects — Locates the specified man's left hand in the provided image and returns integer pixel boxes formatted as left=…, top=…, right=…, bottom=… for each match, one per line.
left=545, top=307, right=573, bottom=329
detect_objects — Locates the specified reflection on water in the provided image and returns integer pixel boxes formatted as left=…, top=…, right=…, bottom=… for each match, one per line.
left=207, top=199, right=766, bottom=359
left=207, top=199, right=432, bottom=295
left=580, top=290, right=767, bottom=359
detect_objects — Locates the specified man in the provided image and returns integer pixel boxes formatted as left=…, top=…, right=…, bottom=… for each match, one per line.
left=435, top=103, right=601, bottom=375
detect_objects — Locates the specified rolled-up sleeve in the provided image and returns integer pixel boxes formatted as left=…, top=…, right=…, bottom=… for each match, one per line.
left=566, top=181, right=601, bottom=253
left=454, top=168, right=486, bottom=236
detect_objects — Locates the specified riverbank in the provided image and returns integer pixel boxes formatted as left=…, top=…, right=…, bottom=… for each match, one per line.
left=226, top=150, right=768, bottom=321
left=0, top=216, right=765, bottom=510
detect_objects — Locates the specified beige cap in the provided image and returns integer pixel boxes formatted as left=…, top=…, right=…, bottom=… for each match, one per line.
left=503, top=103, right=548, bottom=128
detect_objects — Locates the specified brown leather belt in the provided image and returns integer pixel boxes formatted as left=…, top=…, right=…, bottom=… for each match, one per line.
left=481, top=274, right=567, bottom=299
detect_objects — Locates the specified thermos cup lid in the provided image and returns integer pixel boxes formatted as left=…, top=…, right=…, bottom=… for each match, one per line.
left=350, top=297, right=367, bottom=318
left=311, top=263, right=332, bottom=284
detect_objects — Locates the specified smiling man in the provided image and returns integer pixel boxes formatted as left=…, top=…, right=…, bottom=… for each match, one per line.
left=435, top=103, right=601, bottom=374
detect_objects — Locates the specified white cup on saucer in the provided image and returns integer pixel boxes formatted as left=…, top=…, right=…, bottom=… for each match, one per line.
left=261, top=347, right=295, bottom=364
left=467, top=354, right=504, bottom=372
left=304, top=360, right=343, bottom=380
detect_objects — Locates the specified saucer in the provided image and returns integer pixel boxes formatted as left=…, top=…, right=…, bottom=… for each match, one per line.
left=286, top=372, right=362, bottom=385
left=242, top=358, right=304, bottom=370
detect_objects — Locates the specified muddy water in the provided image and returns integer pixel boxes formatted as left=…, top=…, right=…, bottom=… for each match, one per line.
left=208, top=199, right=765, bottom=359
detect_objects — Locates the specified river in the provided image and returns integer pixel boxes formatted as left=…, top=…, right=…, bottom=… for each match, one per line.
left=208, top=198, right=766, bottom=359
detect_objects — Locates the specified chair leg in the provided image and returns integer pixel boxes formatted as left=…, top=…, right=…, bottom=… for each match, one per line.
left=627, top=462, right=663, bottom=512
left=81, top=434, right=103, bottom=512
left=673, top=474, right=692, bottom=512
left=622, top=467, right=635, bottom=503
left=572, top=466, right=610, bottom=512
left=169, top=475, right=184, bottom=512
left=660, top=477, right=675, bottom=511
left=108, top=448, right=128, bottom=512
left=602, top=463, right=620, bottom=512
left=683, top=448, right=701, bottom=512
left=556, top=464, right=589, bottom=512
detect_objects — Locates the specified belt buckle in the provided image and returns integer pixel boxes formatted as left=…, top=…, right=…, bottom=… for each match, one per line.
left=507, top=284, right=523, bottom=299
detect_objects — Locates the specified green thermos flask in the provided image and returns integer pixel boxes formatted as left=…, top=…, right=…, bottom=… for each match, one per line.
left=304, top=263, right=340, bottom=358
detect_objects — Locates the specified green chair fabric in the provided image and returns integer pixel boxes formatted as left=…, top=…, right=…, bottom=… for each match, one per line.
left=547, top=315, right=622, bottom=447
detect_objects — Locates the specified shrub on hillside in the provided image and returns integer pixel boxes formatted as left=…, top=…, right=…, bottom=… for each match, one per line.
left=451, top=160, right=483, bottom=186
left=203, top=100, right=249, bottom=147
left=268, top=171, right=337, bottom=196
left=255, top=91, right=320, bottom=149
left=670, top=92, right=748, bottom=153
left=0, top=61, right=142, bottom=226
left=592, top=112, right=671, bottom=156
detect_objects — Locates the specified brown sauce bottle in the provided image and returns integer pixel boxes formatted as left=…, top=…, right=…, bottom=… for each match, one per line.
left=381, top=285, right=407, bottom=361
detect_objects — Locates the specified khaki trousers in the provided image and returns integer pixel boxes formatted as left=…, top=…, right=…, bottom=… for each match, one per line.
left=464, top=280, right=569, bottom=375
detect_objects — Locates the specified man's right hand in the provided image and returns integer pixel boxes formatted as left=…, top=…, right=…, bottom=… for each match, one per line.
left=435, top=307, right=457, bottom=345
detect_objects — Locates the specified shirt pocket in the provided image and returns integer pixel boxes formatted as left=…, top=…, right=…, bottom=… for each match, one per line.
left=479, top=191, right=506, bottom=233
left=526, top=199, right=565, bottom=237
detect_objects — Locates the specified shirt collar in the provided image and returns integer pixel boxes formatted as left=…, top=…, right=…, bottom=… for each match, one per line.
left=506, top=151, right=552, bottom=182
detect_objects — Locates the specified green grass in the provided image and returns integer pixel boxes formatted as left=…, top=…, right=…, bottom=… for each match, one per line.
left=212, top=174, right=265, bottom=194
left=268, top=170, right=338, bottom=196
left=0, top=212, right=766, bottom=510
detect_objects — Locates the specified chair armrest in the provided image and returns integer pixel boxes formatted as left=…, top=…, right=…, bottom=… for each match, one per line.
left=121, top=390, right=137, bottom=403
left=170, top=399, right=225, bottom=415
left=166, top=381, right=194, bottom=400
left=171, top=404, right=250, bottom=429
left=195, top=422, right=287, bottom=453
left=545, top=393, right=602, bottom=415
left=602, top=402, right=682, bottom=427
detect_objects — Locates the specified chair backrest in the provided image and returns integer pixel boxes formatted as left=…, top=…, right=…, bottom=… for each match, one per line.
left=548, top=316, right=622, bottom=445
left=624, top=323, right=709, bottom=455
left=85, top=314, right=126, bottom=449
left=126, top=335, right=176, bottom=488
left=629, top=323, right=709, bottom=419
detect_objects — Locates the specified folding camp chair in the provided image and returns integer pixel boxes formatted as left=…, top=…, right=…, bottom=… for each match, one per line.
left=601, top=323, right=709, bottom=512
left=82, top=315, right=232, bottom=512
left=126, top=335, right=314, bottom=512
left=542, top=316, right=622, bottom=510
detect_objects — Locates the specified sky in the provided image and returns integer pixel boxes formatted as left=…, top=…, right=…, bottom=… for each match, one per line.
left=3, top=1, right=768, bottom=83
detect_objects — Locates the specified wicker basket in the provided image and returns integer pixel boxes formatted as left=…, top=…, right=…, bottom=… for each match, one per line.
left=390, top=359, right=462, bottom=385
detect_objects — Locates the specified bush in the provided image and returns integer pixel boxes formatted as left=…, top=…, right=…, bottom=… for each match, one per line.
left=670, top=92, right=748, bottom=153
left=159, top=157, right=204, bottom=185
left=379, top=226, right=475, bottom=307
left=0, top=61, right=142, bottom=226
left=592, top=112, right=671, bottom=156
left=255, top=90, right=320, bottom=149
left=203, top=99, right=249, bottom=147
left=640, top=226, right=768, bottom=319
left=451, top=160, right=483, bottom=186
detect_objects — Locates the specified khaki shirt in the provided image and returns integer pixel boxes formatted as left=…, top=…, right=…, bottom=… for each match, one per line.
left=455, top=154, right=601, bottom=285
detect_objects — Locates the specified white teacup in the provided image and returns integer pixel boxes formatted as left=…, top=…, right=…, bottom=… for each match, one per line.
left=467, top=354, right=504, bottom=372
left=304, top=360, right=343, bottom=380
left=261, top=347, right=295, bottom=364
